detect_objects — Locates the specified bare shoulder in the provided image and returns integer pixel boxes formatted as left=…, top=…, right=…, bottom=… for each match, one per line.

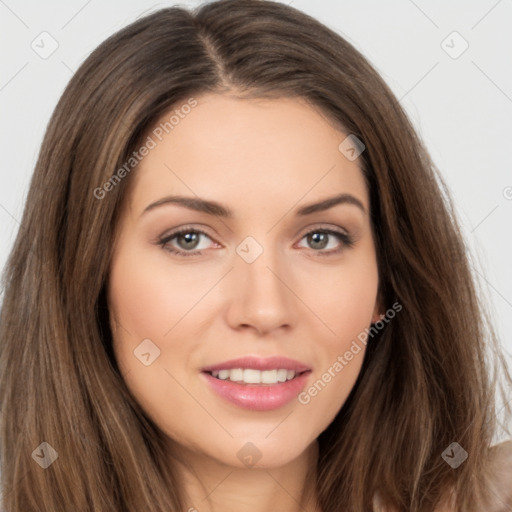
left=375, top=441, right=512, bottom=512
left=436, top=440, right=512, bottom=512
left=486, top=439, right=512, bottom=511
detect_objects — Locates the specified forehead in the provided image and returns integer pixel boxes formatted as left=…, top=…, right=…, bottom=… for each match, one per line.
left=126, top=93, right=369, bottom=217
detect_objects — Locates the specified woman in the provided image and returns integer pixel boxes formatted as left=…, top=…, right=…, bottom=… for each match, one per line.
left=0, top=1, right=510, bottom=510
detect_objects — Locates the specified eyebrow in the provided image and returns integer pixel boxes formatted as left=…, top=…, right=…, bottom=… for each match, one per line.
left=141, top=192, right=367, bottom=218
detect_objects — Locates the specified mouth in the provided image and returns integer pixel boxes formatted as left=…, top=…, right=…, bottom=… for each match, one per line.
left=204, top=368, right=310, bottom=385
left=200, top=356, right=312, bottom=411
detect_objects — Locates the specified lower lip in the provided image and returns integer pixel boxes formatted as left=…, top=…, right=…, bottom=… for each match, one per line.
left=201, top=371, right=311, bottom=411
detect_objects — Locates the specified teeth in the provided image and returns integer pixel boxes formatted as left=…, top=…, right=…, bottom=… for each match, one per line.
left=229, top=368, right=244, bottom=382
left=244, top=369, right=261, bottom=384
left=261, top=369, right=277, bottom=384
left=277, top=369, right=288, bottom=382
left=211, top=368, right=298, bottom=384
left=217, top=369, right=230, bottom=380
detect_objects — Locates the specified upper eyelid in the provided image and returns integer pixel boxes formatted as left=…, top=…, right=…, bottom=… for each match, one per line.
left=159, top=226, right=213, bottom=242
left=160, top=223, right=349, bottom=240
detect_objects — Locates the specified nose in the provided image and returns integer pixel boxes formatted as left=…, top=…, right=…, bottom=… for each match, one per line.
left=224, top=247, right=298, bottom=336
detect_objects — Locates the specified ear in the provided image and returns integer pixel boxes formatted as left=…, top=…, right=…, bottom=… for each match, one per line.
left=371, top=296, right=385, bottom=324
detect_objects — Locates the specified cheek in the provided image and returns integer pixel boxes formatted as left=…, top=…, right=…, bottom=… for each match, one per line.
left=297, top=253, right=379, bottom=341
left=335, top=267, right=379, bottom=337
left=106, top=245, right=207, bottom=435
left=107, top=244, right=214, bottom=345
left=288, top=254, right=378, bottom=427
left=107, top=245, right=192, bottom=387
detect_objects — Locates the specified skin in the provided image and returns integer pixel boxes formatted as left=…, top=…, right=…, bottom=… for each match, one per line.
left=108, top=93, right=383, bottom=512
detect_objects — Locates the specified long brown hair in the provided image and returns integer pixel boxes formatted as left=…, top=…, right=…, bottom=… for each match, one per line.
left=1, top=1, right=510, bottom=510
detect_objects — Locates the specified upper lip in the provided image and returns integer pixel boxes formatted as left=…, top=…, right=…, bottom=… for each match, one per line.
left=202, top=356, right=311, bottom=373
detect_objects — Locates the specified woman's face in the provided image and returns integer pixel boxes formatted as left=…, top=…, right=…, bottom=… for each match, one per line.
left=108, top=93, right=381, bottom=469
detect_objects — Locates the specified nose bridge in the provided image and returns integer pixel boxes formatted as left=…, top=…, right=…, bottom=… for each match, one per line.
left=226, top=234, right=296, bottom=333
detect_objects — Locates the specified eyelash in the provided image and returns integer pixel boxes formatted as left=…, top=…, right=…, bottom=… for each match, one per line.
left=157, top=225, right=355, bottom=257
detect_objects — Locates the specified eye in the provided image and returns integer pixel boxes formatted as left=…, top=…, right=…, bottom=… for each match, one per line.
left=157, top=226, right=355, bottom=258
left=296, top=228, right=355, bottom=255
left=157, top=227, right=218, bottom=256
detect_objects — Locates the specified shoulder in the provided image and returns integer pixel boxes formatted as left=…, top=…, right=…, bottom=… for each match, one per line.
left=485, top=439, right=512, bottom=511
left=436, top=440, right=512, bottom=512
left=373, top=440, right=512, bottom=512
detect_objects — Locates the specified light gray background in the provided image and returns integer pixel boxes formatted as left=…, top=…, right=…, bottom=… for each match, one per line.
left=1, top=0, right=511, bottom=364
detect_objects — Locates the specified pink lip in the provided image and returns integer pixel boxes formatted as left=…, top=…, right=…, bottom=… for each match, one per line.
left=201, top=371, right=311, bottom=411
left=201, top=356, right=312, bottom=411
left=201, top=356, right=311, bottom=373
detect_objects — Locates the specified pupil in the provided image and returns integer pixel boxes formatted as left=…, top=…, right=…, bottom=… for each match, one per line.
left=309, top=232, right=327, bottom=249
left=178, top=232, right=199, bottom=250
